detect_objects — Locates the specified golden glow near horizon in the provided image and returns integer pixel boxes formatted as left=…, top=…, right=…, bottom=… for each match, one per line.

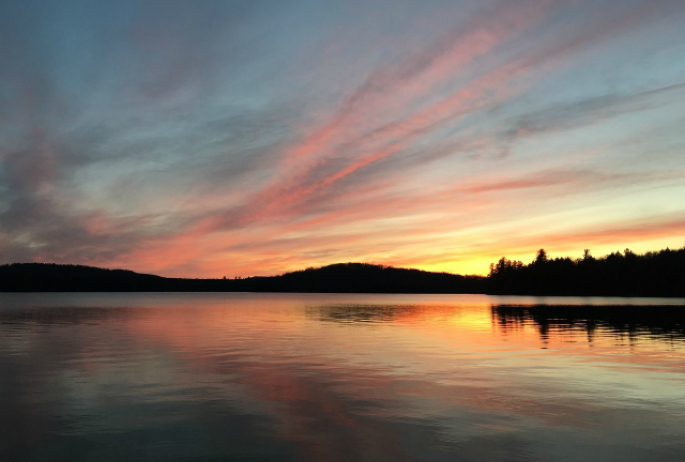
left=1, top=1, right=684, bottom=277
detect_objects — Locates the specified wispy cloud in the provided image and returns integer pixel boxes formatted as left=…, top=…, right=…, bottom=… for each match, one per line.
left=1, top=0, right=684, bottom=276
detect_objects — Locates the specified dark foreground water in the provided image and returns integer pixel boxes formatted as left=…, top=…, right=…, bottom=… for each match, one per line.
left=1, top=293, right=685, bottom=462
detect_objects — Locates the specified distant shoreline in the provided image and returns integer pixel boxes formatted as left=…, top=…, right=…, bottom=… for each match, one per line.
left=2, top=246, right=684, bottom=297
left=2, top=292, right=685, bottom=302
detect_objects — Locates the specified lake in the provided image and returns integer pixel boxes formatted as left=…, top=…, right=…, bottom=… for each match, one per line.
left=1, top=293, right=685, bottom=462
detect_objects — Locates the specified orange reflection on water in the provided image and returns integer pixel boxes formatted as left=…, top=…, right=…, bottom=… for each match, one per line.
left=2, top=293, right=685, bottom=461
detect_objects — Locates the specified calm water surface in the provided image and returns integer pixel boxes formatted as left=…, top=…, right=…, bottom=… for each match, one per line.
left=1, top=293, right=685, bottom=462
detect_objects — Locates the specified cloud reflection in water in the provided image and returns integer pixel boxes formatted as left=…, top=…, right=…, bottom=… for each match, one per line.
left=1, top=293, right=684, bottom=461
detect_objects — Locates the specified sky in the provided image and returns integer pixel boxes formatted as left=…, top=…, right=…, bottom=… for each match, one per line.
left=1, top=0, right=684, bottom=278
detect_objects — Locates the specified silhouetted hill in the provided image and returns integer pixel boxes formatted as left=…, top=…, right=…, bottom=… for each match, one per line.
left=3, top=246, right=684, bottom=296
left=0, top=263, right=168, bottom=292
left=0, top=262, right=484, bottom=293
left=253, top=263, right=485, bottom=293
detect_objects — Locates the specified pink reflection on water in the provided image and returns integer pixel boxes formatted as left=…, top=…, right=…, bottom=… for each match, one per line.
left=1, top=293, right=684, bottom=461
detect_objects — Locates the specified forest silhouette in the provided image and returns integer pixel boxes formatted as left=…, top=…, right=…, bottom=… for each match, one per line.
left=0, top=246, right=683, bottom=296
left=488, top=247, right=685, bottom=297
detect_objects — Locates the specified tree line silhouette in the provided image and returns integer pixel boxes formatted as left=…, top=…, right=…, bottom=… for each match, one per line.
left=488, top=247, right=685, bottom=297
left=0, top=246, right=683, bottom=296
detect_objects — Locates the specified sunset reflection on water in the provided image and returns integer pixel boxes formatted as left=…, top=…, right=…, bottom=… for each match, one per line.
left=1, top=293, right=684, bottom=462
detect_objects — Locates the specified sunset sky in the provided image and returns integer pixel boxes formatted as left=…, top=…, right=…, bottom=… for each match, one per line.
left=1, top=0, right=684, bottom=277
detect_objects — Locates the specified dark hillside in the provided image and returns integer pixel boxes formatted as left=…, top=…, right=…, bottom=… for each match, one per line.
left=252, top=263, right=485, bottom=293
left=0, top=263, right=168, bottom=292
left=3, top=246, right=684, bottom=296
left=0, top=262, right=484, bottom=293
